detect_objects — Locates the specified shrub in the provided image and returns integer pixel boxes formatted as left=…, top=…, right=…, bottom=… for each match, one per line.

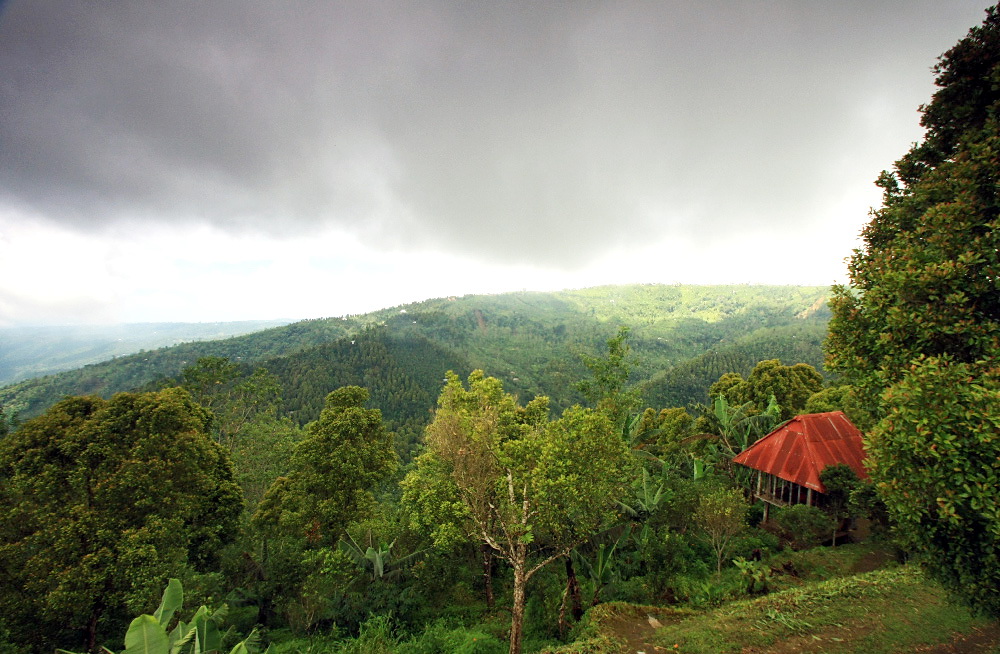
left=772, top=505, right=833, bottom=550
left=399, top=620, right=506, bottom=654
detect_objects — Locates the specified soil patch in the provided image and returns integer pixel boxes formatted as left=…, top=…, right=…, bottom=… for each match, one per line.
left=601, top=611, right=682, bottom=653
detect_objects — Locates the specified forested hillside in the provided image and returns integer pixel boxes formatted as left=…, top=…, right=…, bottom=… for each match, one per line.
left=0, top=285, right=830, bottom=436
left=0, top=320, right=291, bottom=385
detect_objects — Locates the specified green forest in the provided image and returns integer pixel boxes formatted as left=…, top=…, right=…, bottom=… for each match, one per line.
left=2, top=8, right=1000, bottom=654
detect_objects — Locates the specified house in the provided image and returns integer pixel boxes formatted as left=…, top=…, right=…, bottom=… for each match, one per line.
left=732, top=411, right=868, bottom=521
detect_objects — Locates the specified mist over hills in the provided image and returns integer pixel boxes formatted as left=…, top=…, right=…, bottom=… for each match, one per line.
left=0, top=320, right=293, bottom=386
left=0, top=285, right=832, bottom=436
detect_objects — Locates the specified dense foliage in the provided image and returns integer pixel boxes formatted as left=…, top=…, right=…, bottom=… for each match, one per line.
left=826, top=6, right=1000, bottom=617
left=0, top=388, right=242, bottom=652
left=1, top=285, right=829, bottom=454
left=405, top=371, right=631, bottom=654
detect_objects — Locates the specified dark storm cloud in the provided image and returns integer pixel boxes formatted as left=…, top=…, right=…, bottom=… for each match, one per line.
left=0, top=1, right=991, bottom=266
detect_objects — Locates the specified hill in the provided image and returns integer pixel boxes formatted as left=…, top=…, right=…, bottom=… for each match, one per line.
left=0, top=320, right=292, bottom=386
left=0, top=285, right=832, bottom=440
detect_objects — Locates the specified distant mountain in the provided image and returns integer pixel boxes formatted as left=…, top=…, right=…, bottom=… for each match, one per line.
left=0, top=285, right=832, bottom=448
left=0, top=320, right=293, bottom=386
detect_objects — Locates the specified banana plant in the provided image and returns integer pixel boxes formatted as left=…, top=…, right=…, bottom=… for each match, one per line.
left=618, top=466, right=669, bottom=521
left=62, top=579, right=261, bottom=654
left=574, top=530, right=627, bottom=606
left=339, top=530, right=427, bottom=580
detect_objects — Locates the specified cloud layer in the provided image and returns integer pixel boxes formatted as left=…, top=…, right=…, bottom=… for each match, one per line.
left=0, top=1, right=992, bottom=324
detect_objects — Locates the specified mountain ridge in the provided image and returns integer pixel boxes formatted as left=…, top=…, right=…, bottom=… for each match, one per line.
left=0, top=284, right=832, bottom=434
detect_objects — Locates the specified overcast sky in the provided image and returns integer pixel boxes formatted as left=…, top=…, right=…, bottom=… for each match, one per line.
left=0, top=1, right=992, bottom=326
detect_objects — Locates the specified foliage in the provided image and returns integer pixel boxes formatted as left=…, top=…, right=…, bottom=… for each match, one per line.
left=254, top=386, right=397, bottom=546
left=396, top=619, right=507, bottom=654
left=61, top=578, right=261, bottom=654
left=575, top=326, right=640, bottom=425
left=652, top=566, right=990, bottom=654
left=0, top=389, right=243, bottom=653
left=771, top=505, right=834, bottom=551
left=179, top=357, right=283, bottom=447
left=408, top=371, right=631, bottom=654
left=818, top=463, right=860, bottom=545
left=693, top=486, right=748, bottom=574
left=732, top=556, right=771, bottom=595
left=707, top=359, right=824, bottom=421
left=249, top=387, right=398, bottom=632
left=2, top=285, right=829, bottom=434
left=870, top=357, right=1000, bottom=616
left=825, top=6, right=1000, bottom=617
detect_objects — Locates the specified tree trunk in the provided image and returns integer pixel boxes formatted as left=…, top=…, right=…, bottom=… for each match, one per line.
left=482, top=543, right=495, bottom=610
left=566, top=556, right=583, bottom=621
left=558, top=556, right=583, bottom=636
left=85, top=607, right=100, bottom=653
left=509, top=556, right=527, bottom=654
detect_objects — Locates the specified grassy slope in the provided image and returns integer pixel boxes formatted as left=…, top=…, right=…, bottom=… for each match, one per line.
left=547, top=545, right=999, bottom=654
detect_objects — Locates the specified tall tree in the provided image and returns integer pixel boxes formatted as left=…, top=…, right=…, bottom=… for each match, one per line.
left=251, top=386, right=397, bottom=630
left=255, top=386, right=397, bottom=545
left=408, top=371, right=631, bottom=654
left=826, top=6, right=1000, bottom=617
left=0, top=389, right=242, bottom=653
left=576, top=325, right=641, bottom=426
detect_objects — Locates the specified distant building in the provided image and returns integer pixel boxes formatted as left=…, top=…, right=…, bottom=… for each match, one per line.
left=733, top=411, right=868, bottom=521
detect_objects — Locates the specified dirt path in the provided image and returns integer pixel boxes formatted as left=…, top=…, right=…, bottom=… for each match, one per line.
left=913, top=622, right=1000, bottom=654
left=601, top=612, right=675, bottom=653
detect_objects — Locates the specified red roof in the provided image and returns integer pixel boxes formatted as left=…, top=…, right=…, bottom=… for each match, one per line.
left=732, top=411, right=869, bottom=493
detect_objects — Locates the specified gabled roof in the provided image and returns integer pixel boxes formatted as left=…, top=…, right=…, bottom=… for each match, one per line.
left=732, top=411, right=869, bottom=493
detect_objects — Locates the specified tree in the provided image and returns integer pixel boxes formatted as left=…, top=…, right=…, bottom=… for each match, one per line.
left=818, top=463, right=860, bottom=546
left=693, top=486, right=747, bottom=575
left=826, top=6, right=1000, bottom=617
left=0, top=389, right=243, bottom=653
left=709, top=360, right=823, bottom=421
left=179, top=357, right=282, bottom=447
left=407, top=371, right=631, bottom=654
left=576, top=325, right=641, bottom=425
left=255, top=386, right=397, bottom=545
left=250, top=386, right=397, bottom=630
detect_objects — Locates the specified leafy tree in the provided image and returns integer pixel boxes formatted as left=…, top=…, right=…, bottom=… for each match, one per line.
left=576, top=325, right=641, bottom=425
left=0, top=389, right=242, bottom=653
left=693, top=486, right=748, bottom=574
left=709, top=359, right=823, bottom=421
left=826, top=7, right=1000, bottom=617
left=179, top=357, right=282, bottom=447
left=254, top=386, right=397, bottom=545
left=408, top=371, right=631, bottom=654
left=250, top=386, right=397, bottom=630
left=872, top=358, right=1000, bottom=615
left=818, top=463, right=860, bottom=546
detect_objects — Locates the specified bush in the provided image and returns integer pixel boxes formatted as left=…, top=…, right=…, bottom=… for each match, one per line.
left=398, top=620, right=506, bottom=654
left=730, top=529, right=781, bottom=561
left=772, top=505, right=833, bottom=550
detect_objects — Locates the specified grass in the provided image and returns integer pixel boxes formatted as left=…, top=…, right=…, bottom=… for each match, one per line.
left=649, top=565, right=990, bottom=654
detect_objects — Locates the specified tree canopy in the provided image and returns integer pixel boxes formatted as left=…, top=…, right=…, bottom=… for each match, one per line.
left=826, top=6, right=1000, bottom=617
left=404, top=371, right=631, bottom=654
left=0, top=388, right=243, bottom=652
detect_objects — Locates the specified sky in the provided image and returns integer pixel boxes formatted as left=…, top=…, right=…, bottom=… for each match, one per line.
left=0, top=1, right=993, bottom=326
